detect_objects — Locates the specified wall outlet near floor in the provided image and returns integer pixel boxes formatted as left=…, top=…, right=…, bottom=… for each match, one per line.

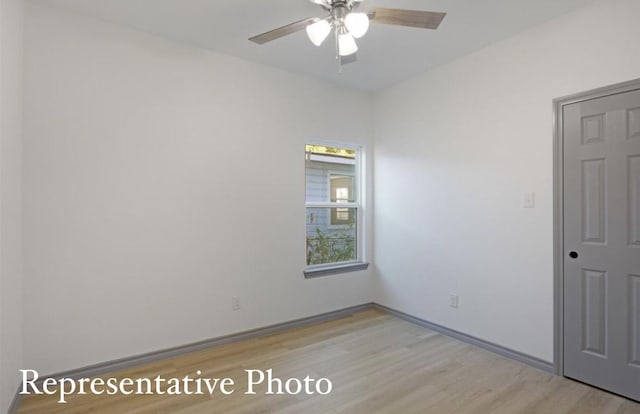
left=232, top=296, right=241, bottom=311
left=449, top=294, right=459, bottom=309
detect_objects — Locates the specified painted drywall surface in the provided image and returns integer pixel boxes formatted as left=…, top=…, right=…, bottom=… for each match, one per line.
left=373, top=0, right=640, bottom=362
left=0, top=0, right=23, bottom=410
left=23, top=4, right=373, bottom=375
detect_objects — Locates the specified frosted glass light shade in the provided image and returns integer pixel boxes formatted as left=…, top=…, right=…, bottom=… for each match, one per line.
left=338, top=33, right=358, bottom=56
left=306, top=20, right=331, bottom=46
left=345, top=13, right=369, bottom=38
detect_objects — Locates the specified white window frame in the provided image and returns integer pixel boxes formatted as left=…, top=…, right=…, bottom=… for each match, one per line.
left=304, top=141, right=368, bottom=277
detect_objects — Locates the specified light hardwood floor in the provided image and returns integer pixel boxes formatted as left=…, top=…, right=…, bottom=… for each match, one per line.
left=17, top=309, right=640, bottom=413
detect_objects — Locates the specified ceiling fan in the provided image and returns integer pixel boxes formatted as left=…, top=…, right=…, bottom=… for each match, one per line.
left=249, top=0, right=446, bottom=68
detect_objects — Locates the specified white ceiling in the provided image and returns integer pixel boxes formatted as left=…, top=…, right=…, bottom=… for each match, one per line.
left=30, top=0, right=596, bottom=91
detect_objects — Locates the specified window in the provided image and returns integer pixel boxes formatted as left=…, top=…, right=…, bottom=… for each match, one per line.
left=305, top=143, right=367, bottom=276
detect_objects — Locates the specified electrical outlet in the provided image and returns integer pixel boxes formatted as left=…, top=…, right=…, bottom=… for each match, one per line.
left=449, top=294, right=459, bottom=309
left=232, top=296, right=241, bottom=311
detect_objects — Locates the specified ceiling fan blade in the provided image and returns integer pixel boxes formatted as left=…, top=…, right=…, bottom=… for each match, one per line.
left=249, top=17, right=320, bottom=45
left=370, top=8, right=446, bottom=30
left=340, top=53, right=358, bottom=65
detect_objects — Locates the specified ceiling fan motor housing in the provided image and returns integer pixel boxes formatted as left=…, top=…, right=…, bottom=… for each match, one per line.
left=314, top=0, right=361, bottom=14
left=332, top=3, right=349, bottom=21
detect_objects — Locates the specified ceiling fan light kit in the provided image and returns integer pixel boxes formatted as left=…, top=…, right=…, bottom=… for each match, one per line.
left=344, top=12, right=369, bottom=38
left=249, top=0, right=446, bottom=70
left=337, top=31, right=358, bottom=56
left=306, top=19, right=331, bottom=46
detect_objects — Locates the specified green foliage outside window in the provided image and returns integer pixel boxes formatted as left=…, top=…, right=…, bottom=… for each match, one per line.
left=306, top=224, right=356, bottom=266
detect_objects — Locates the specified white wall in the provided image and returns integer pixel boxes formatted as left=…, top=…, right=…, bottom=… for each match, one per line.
left=21, top=0, right=640, bottom=380
left=0, top=0, right=23, bottom=411
left=373, top=0, right=640, bottom=362
left=23, top=4, right=373, bottom=376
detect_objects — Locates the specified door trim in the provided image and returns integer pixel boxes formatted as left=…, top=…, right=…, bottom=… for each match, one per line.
left=553, top=77, right=640, bottom=376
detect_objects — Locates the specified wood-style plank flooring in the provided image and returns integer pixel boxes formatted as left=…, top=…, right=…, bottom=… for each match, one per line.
left=17, top=309, right=640, bottom=413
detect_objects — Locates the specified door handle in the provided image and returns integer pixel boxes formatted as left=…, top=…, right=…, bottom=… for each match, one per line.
left=569, top=251, right=579, bottom=259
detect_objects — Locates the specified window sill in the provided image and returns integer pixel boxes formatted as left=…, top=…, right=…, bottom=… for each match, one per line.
left=304, top=262, right=369, bottom=279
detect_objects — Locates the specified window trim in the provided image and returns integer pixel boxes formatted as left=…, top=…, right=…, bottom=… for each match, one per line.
left=304, top=261, right=369, bottom=278
left=304, top=141, right=367, bottom=275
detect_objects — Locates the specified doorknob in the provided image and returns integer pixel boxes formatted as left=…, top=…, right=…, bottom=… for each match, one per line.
left=569, top=251, right=579, bottom=259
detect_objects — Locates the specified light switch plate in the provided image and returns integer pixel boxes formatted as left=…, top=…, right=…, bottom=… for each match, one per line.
left=524, top=192, right=535, bottom=208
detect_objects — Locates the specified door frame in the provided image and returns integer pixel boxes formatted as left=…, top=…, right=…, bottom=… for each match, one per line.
left=553, top=77, right=640, bottom=376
